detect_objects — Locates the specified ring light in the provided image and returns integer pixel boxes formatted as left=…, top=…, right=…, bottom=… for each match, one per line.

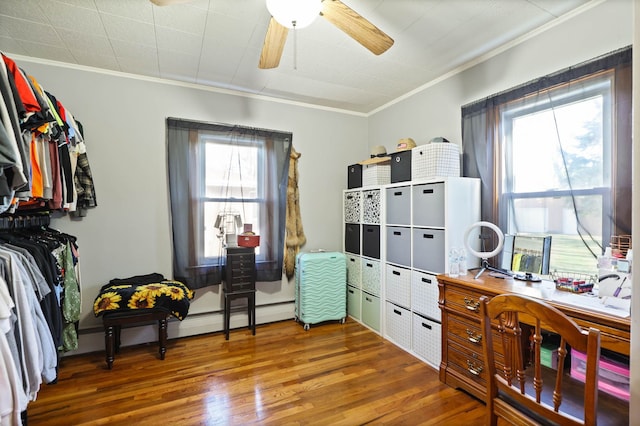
left=464, top=221, right=504, bottom=259
left=463, top=221, right=509, bottom=279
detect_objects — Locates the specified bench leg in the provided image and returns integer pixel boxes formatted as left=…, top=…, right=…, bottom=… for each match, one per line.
left=105, top=325, right=115, bottom=370
left=115, top=325, right=122, bottom=353
left=158, top=318, right=167, bottom=360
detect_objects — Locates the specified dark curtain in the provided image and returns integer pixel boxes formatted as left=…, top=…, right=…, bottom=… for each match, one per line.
left=166, top=118, right=291, bottom=289
left=462, top=46, right=632, bottom=253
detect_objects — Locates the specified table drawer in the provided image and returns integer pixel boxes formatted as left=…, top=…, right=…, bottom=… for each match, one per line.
left=442, top=286, right=486, bottom=318
left=446, top=339, right=488, bottom=387
left=448, top=314, right=484, bottom=350
left=448, top=314, right=504, bottom=357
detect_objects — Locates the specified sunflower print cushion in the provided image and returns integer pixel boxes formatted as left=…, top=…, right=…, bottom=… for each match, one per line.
left=93, top=280, right=194, bottom=320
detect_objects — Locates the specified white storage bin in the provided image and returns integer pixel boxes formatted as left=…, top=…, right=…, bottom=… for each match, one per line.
left=345, top=254, right=361, bottom=287
left=412, top=143, right=460, bottom=180
left=347, top=285, right=361, bottom=320
left=362, top=163, right=390, bottom=186
left=411, top=270, right=440, bottom=321
left=343, top=191, right=361, bottom=223
left=362, top=189, right=381, bottom=224
left=362, top=292, right=381, bottom=332
left=361, top=258, right=380, bottom=296
left=385, top=264, right=411, bottom=308
left=412, top=313, right=441, bottom=368
left=386, top=302, right=412, bottom=350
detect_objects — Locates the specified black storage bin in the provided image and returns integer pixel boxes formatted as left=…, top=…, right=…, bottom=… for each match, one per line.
left=390, top=150, right=412, bottom=183
left=345, top=223, right=360, bottom=254
left=362, top=224, right=381, bottom=259
left=347, top=164, right=363, bottom=189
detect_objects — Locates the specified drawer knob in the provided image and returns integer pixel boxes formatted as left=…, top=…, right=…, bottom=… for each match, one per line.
left=463, top=297, right=480, bottom=312
left=466, top=360, right=483, bottom=376
left=465, top=329, right=482, bottom=344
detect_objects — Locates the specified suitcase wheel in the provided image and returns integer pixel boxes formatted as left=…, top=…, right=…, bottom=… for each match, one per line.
left=304, top=323, right=310, bottom=331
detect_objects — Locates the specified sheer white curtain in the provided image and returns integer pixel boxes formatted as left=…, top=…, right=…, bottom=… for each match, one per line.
left=166, top=118, right=292, bottom=289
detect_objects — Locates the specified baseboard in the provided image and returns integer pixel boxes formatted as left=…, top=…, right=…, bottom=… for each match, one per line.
left=66, top=301, right=295, bottom=356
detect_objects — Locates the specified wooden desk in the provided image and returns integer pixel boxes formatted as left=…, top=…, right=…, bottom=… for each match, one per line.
left=437, top=272, right=630, bottom=403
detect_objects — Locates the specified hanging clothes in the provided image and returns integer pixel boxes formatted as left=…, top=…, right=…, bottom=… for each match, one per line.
left=0, top=223, right=82, bottom=421
left=0, top=52, right=97, bottom=216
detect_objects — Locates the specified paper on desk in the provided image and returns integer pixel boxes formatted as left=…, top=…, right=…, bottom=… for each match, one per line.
left=549, top=291, right=630, bottom=318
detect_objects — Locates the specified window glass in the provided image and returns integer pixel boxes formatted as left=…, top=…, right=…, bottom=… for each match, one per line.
left=500, top=75, right=612, bottom=276
left=203, top=137, right=263, bottom=259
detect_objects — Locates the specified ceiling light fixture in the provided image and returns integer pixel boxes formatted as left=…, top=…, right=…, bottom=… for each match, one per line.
left=266, top=0, right=322, bottom=29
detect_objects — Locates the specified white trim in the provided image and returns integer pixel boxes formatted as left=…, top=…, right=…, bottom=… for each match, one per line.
left=10, top=54, right=367, bottom=118
left=367, top=0, right=607, bottom=116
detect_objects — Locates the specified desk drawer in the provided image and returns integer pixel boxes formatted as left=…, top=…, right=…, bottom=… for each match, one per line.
left=448, top=314, right=504, bottom=357
left=442, top=286, right=486, bottom=319
left=446, top=339, right=488, bottom=387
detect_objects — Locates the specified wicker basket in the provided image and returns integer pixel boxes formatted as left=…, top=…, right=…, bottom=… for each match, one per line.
left=550, top=270, right=596, bottom=293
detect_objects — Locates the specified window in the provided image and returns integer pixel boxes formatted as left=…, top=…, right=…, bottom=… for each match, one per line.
left=166, top=119, right=292, bottom=289
left=462, top=46, right=631, bottom=277
left=499, top=74, right=612, bottom=275
left=202, top=135, right=263, bottom=260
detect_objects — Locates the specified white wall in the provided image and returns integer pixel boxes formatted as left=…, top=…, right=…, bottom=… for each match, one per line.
left=13, top=59, right=368, bottom=353
left=369, top=0, right=632, bottom=151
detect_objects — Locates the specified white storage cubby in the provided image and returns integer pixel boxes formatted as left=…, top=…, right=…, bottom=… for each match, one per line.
left=412, top=313, right=442, bottom=368
left=385, top=302, right=412, bottom=350
left=344, top=176, right=480, bottom=363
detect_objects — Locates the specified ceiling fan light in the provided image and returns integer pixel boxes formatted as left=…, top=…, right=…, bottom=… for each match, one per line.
left=266, top=0, right=322, bottom=29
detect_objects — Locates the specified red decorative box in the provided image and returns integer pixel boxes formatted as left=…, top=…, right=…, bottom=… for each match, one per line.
left=238, top=234, right=260, bottom=248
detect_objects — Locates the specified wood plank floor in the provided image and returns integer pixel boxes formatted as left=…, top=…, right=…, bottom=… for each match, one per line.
left=27, top=318, right=486, bottom=425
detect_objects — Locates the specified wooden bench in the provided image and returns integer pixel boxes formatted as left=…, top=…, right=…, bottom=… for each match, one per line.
left=102, top=310, right=170, bottom=369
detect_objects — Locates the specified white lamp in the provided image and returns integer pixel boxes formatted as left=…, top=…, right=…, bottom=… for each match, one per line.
left=266, top=0, right=322, bottom=29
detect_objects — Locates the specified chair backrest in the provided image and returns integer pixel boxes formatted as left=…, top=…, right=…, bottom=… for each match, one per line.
left=479, top=293, right=601, bottom=426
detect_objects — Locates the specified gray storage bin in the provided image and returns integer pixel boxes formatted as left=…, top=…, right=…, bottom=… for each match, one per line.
left=362, top=224, right=381, bottom=259
left=412, top=228, right=445, bottom=272
left=385, top=186, right=411, bottom=225
left=344, top=223, right=360, bottom=254
left=386, top=226, right=411, bottom=267
left=412, top=183, right=445, bottom=227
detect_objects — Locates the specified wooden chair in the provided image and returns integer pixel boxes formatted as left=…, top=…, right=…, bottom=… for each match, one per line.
left=479, top=293, right=601, bottom=426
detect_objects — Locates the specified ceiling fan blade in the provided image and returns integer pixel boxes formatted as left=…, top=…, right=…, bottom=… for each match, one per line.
left=321, top=0, right=393, bottom=55
left=259, top=17, right=289, bottom=69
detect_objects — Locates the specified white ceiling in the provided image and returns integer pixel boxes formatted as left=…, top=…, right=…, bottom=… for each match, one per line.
left=1, top=0, right=593, bottom=114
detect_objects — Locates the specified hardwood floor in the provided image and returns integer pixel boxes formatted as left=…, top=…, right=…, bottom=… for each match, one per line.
left=27, top=318, right=485, bottom=425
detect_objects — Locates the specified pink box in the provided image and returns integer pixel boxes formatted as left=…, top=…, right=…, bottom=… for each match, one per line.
left=570, top=349, right=629, bottom=401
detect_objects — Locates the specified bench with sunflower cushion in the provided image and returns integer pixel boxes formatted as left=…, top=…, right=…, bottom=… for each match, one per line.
left=93, top=273, right=194, bottom=369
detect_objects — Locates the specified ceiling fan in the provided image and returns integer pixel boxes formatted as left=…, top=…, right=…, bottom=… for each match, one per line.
left=149, top=0, right=394, bottom=70
left=259, top=0, right=394, bottom=69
